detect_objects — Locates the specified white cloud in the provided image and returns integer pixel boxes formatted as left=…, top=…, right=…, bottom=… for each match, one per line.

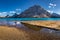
left=0, top=12, right=7, bottom=17
left=0, top=9, right=21, bottom=17
left=0, top=13, right=2, bottom=15
left=48, top=6, right=51, bottom=8
left=9, top=11, right=16, bottom=13
left=16, top=9, right=21, bottom=11
left=16, top=8, right=21, bottom=14
left=49, top=3, right=57, bottom=8
left=47, top=10, right=53, bottom=13
left=49, top=3, right=54, bottom=6
left=2, top=12, right=7, bottom=14
left=47, top=10, right=51, bottom=13
left=54, top=4, right=56, bottom=6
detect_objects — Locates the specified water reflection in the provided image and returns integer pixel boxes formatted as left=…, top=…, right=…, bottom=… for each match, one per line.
left=0, top=21, right=60, bottom=36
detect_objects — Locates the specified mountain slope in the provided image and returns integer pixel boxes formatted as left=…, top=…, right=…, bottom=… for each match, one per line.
left=18, top=5, right=51, bottom=18
left=51, top=13, right=60, bottom=18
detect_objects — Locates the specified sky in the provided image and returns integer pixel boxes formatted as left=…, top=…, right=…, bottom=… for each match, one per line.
left=0, top=0, right=60, bottom=16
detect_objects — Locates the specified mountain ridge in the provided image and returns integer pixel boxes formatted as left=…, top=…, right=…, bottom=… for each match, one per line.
left=17, top=5, right=51, bottom=18
left=5, top=5, right=60, bottom=18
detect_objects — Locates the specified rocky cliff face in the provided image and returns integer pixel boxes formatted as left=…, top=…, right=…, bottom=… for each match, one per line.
left=18, top=5, right=51, bottom=18
left=51, top=13, right=60, bottom=18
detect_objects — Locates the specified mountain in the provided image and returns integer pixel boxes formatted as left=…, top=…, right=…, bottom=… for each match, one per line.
left=9, top=5, right=60, bottom=18
left=11, top=13, right=18, bottom=18
left=7, top=13, right=19, bottom=18
left=51, top=13, right=60, bottom=18
left=17, top=5, right=51, bottom=18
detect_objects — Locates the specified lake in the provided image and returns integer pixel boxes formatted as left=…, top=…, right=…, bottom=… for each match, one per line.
left=0, top=18, right=60, bottom=21
left=0, top=19, right=60, bottom=36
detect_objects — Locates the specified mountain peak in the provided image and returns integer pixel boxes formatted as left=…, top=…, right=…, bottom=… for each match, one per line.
left=32, top=5, right=41, bottom=8
left=29, top=5, right=43, bottom=10
left=51, top=13, right=60, bottom=18
left=17, top=5, right=51, bottom=18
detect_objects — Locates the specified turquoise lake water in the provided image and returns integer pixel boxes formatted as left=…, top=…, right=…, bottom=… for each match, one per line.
left=0, top=18, right=60, bottom=21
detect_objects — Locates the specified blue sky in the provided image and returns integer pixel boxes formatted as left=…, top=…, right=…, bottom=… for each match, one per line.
left=0, top=0, right=60, bottom=16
